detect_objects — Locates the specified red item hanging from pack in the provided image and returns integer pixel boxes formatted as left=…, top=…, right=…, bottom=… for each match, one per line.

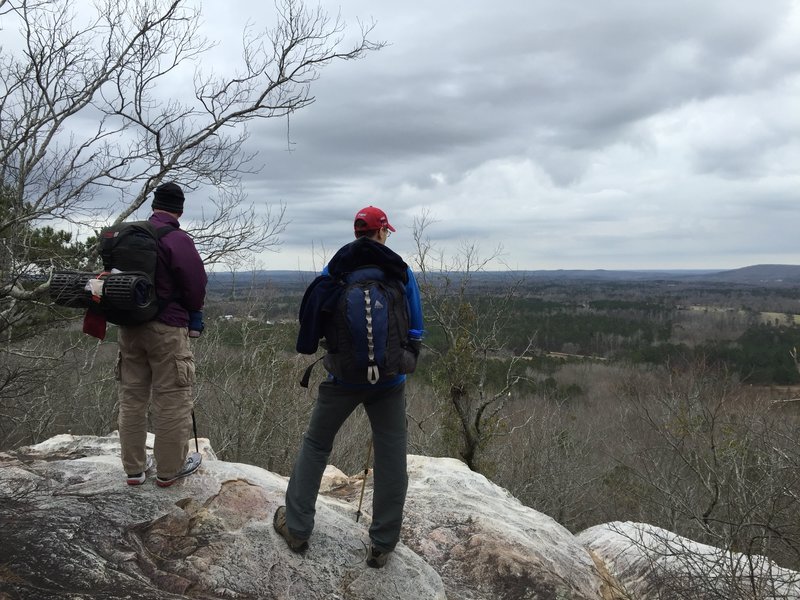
left=82, top=309, right=107, bottom=340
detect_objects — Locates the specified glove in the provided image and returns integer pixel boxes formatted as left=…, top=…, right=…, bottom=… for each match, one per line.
left=401, top=338, right=422, bottom=375
left=188, top=311, right=204, bottom=338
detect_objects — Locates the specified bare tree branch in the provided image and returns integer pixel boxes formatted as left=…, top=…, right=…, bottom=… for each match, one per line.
left=412, top=212, right=534, bottom=470
left=0, top=0, right=383, bottom=338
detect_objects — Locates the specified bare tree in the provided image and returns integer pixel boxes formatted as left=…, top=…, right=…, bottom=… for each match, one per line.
left=597, top=521, right=800, bottom=600
left=610, top=362, right=800, bottom=589
left=0, top=0, right=382, bottom=435
left=411, top=211, right=535, bottom=470
left=193, top=300, right=312, bottom=474
left=0, top=0, right=382, bottom=336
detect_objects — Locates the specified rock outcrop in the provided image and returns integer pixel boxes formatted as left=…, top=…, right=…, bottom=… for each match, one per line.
left=580, top=522, right=800, bottom=599
left=1, top=433, right=798, bottom=599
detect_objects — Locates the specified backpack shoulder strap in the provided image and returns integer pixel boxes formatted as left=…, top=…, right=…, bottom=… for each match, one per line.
left=299, top=356, right=324, bottom=388
left=154, top=224, right=177, bottom=239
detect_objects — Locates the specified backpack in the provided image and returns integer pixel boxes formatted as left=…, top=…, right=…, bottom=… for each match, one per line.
left=321, top=266, right=416, bottom=385
left=95, top=221, right=175, bottom=326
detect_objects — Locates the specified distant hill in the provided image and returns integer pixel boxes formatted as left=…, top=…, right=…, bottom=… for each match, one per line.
left=503, top=269, right=721, bottom=282
left=207, top=265, right=800, bottom=289
left=696, top=264, right=800, bottom=285
left=207, top=270, right=315, bottom=294
left=510, top=265, right=800, bottom=285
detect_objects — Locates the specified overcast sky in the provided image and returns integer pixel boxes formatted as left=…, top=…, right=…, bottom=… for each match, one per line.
left=193, top=0, right=800, bottom=272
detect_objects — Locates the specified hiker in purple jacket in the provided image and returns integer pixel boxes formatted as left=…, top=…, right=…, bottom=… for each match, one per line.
left=118, top=182, right=208, bottom=488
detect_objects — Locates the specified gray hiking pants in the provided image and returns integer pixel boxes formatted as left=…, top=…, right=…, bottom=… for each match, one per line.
left=285, top=380, right=408, bottom=551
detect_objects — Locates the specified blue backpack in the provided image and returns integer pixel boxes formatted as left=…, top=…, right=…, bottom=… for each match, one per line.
left=321, top=266, right=415, bottom=385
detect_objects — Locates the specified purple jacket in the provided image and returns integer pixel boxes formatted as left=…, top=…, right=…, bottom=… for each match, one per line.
left=149, top=212, right=207, bottom=327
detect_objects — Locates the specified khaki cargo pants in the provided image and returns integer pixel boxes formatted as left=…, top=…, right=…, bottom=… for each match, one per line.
left=117, top=320, right=195, bottom=478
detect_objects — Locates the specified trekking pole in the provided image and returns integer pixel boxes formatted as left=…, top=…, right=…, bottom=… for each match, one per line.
left=191, top=410, right=199, bottom=454
left=355, top=437, right=373, bottom=522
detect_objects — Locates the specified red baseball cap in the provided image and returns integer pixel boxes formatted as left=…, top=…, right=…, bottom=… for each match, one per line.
left=354, top=206, right=396, bottom=232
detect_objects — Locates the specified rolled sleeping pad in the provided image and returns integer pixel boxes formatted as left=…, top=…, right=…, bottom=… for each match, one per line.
left=101, top=272, right=153, bottom=310
left=49, top=271, right=95, bottom=308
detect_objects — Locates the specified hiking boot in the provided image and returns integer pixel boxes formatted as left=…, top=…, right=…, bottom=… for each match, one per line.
left=273, top=506, right=309, bottom=553
left=126, top=454, right=155, bottom=486
left=366, top=544, right=392, bottom=568
left=155, top=451, right=202, bottom=488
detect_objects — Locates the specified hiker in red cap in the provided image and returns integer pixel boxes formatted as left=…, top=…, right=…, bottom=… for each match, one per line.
left=274, top=205, right=424, bottom=568
left=353, top=206, right=396, bottom=234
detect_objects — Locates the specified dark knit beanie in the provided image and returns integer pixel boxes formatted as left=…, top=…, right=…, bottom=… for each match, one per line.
left=152, top=182, right=185, bottom=213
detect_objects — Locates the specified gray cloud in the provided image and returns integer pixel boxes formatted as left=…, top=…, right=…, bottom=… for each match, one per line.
left=191, top=0, right=800, bottom=270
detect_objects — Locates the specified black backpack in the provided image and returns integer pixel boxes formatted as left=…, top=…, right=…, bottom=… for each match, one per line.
left=95, top=221, right=175, bottom=326
left=321, top=266, right=416, bottom=385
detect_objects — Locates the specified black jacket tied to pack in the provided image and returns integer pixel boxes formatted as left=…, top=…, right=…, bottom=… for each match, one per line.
left=296, top=238, right=416, bottom=386
left=327, top=237, right=409, bottom=284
